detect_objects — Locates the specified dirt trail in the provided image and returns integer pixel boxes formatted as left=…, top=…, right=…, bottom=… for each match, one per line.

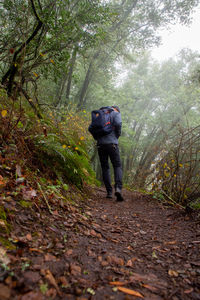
left=1, top=188, right=200, bottom=300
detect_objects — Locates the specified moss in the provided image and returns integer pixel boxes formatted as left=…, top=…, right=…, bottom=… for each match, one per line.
left=0, top=206, right=11, bottom=234
left=0, top=206, right=7, bottom=220
left=0, top=237, right=16, bottom=250
left=19, top=200, right=32, bottom=208
left=32, top=232, right=39, bottom=237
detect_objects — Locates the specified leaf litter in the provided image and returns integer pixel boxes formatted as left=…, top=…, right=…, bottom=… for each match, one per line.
left=0, top=187, right=199, bottom=299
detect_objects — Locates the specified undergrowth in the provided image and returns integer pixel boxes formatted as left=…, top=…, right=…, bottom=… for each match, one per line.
left=0, top=88, right=98, bottom=188
left=0, top=88, right=99, bottom=248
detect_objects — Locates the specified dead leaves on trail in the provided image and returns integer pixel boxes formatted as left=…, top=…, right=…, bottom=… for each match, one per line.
left=45, top=269, right=62, bottom=297
left=109, top=281, right=128, bottom=286
left=117, top=287, right=144, bottom=298
left=0, top=185, right=199, bottom=299
left=168, top=269, right=179, bottom=277
left=109, top=281, right=144, bottom=298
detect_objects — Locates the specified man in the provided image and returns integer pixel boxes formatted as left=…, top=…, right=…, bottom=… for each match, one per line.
left=96, top=105, right=124, bottom=201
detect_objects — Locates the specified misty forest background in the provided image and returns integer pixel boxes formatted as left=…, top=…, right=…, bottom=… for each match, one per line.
left=1, top=0, right=200, bottom=209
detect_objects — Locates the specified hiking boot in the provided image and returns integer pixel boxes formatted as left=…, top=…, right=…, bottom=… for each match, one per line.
left=115, top=187, right=124, bottom=201
left=106, top=192, right=112, bottom=199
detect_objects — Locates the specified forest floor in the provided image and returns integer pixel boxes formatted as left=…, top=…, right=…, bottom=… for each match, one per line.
left=0, top=187, right=200, bottom=300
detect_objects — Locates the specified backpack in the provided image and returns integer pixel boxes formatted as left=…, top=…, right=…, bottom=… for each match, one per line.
left=88, top=107, right=114, bottom=140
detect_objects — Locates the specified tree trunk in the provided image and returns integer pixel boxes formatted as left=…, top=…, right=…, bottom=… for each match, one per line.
left=65, top=46, right=77, bottom=102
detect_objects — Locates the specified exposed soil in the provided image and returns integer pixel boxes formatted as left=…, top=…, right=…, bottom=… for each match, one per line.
left=0, top=187, right=200, bottom=300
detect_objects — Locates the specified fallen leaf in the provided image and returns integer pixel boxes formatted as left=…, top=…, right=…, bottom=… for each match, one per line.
left=70, top=263, right=82, bottom=276
left=126, top=259, right=133, bottom=267
left=140, top=230, right=147, bottom=235
left=87, top=249, right=95, bottom=257
left=5, top=276, right=13, bottom=288
left=127, top=245, right=133, bottom=250
left=152, top=251, right=158, bottom=258
left=0, top=175, right=5, bottom=185
left=44, top=253, right=57, bottom=261
left=29, top=248, right=43, bottom=253
left=90, top=229, right=98, bottom=237
left=0, top=220, right=7, bottom=229
left=23, top=188, right=37, bottom=200
left=58, top=276, right=69, bottom=287
left=0, top=247, right=10, bottom=265
left=52, top=210, right=59, bottom=216
left=168, top=269, right=178, bottom=277
left=26, top=233, right=32, bottom=241
left=102, top=261, right=109, bottom=267
left=107, top=256, right=124, bottom=266
left=109, top=281, right=128, bottom=286
left=164, top=241, right=177, bottom=245
left=143, top=284, right=158, bottom=292
left=184, top=288, right=194, bottom=294
left=87, top=287, right=95, bottom=295
left=64, top=249, right=73, bottom=256
left=110, top=239, right=119, bottom=243
left=117, top=287, right=144, bottom=298
left=45, top=269, right=62, bottom=296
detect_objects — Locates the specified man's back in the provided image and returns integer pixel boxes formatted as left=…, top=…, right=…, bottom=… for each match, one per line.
left=97, top=108, right=122, bottom=145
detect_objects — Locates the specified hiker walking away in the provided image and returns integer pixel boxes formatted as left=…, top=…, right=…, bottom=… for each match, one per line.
left=88, top=106, right=124, bottom=201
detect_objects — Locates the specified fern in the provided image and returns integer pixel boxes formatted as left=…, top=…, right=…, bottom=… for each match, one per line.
left=33, top=133, right=97, bottom=187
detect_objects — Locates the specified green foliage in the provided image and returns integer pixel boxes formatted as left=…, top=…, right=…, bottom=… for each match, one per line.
left=32, top=108, right=98, bottom=188
left=1, top=0, right=200, bottom=198
left=19, top=200, right=32, bottom=208
left=0, top=237, right=16, bottom=250
left=0, top=0, right=112, bottom=97
left=0, top=87, right=98, bottom=191
left=40, top=283, right=49, bottom=294
left=114, top=50, right=200, bottom=190
left=190, top=199, right=200, bottom=210
left=34, top=133, right=95, bottom=187
left=0, top=206, right=7, bottom=220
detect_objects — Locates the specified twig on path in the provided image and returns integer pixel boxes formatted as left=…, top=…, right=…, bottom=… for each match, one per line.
left=160, top=188, right=184, bottom=209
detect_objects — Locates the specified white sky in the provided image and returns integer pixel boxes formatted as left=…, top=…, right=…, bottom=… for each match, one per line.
left=152, top=6, right=200, bottom=61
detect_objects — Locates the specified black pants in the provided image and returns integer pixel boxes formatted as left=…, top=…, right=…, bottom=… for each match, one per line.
left=97, top=144, right=122, bottom=193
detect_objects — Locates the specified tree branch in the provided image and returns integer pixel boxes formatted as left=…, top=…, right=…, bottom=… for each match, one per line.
left=1, top=0, right=43, bottom=94
left=30, top=0, right=42, bottom=22
left=20, top=88, right=42, bottom=119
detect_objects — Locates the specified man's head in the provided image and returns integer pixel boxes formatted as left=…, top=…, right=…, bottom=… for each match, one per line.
left=112, top=105, right=120, bottom=112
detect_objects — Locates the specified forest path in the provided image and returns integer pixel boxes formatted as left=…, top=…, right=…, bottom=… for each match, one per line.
left=1, top=188, right=200, bottom=300
left=68, top=188, right=199, bottom=300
